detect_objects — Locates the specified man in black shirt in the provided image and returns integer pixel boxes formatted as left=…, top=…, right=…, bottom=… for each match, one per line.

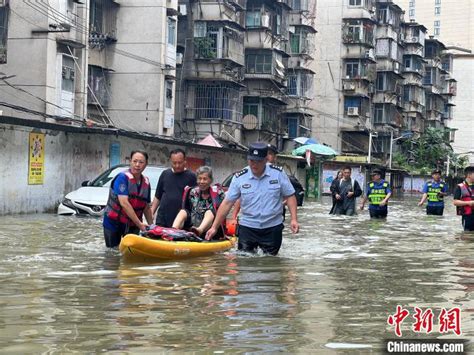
left=453, top=166, right=474, bottom=232
left=151, top=148, right=197, bottom=227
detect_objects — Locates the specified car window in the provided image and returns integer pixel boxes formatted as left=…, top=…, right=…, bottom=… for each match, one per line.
left=91, top=167, right=128, bottom=187
left=143, top=167, right=166, bottom=189
left=90, top=166, right=165, bottom=188
left=222, top=173, right=234, bottom=188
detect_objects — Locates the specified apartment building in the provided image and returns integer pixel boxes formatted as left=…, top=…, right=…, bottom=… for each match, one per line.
left=396, top=0, right=474, bottom=163
left=312, top=0, right=456, bottom=161
left=175, top=0, right=317, bottom=150
left=0, top=0, right=178, bottom=136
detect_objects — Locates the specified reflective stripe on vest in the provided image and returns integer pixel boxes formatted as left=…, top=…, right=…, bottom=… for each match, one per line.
left=368, top=182, right=388, bottom=205
left=427, top=182, right=445, bottom=203
left=104, top=170, right=150, bottom=225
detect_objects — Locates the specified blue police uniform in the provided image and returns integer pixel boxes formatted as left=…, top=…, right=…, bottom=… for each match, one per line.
left=422, top=180, right=447, bottom=215
left=226, top=164, right=295, bottom=228
left=226, top=143, right=295, bottom=255
left=366, top=179, right=392, bottom=218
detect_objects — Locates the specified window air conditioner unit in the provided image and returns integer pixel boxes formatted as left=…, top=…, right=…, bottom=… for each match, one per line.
left=347, top=107, right=359, bottom=116
left=399, top=33, right=405, bottom=42
left=394, top=62, right=400, bottom=73
left=178, top=4, right=187, bottom=16
left=343, top=82, right=356, bottom=90
left=176, top=53, right=183, bottom=64
left=411, top=36, right=419, bottom=43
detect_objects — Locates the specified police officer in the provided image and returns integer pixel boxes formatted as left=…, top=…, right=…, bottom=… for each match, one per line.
left=418, top=169, right=448, bottom=215
left=205, top=143, right=299, bottom=255
left=360, top=169, right=392, bottom=218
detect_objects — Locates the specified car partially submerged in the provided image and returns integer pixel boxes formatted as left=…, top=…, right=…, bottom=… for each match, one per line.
left=57, top=164, right=166, bottom=216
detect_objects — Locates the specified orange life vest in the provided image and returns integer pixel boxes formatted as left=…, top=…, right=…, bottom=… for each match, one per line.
left=456, top=181, right=473, bottom=216
left=104, top=170, right=150, bottom=226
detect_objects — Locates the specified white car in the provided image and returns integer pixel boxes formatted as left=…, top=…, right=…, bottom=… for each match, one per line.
left=57, top=164, right=166, bottom=216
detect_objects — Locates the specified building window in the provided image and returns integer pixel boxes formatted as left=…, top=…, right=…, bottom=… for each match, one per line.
left=409, top=1, right=415, bottom=7
left=409, top=9, right=415, bottom=17
left=194, top=22, right=219, bottom=59
left=434, top=20, right=440, bottom=27
left=435, top=0, right=441, bottom=4
left=287, top=116, right=298, bottom=138
left=376, top=73, right=385, bottom=91
left=374, top=104, right=384, bottom=124
left=88, top=65, right=109, bottom=107
left=345, top=61, right=360, bottom=78
left=0, top=4, right=9, bottom=64
left=434, top=6, right=440, bottom=15
left=193, top=83, right=238, bottom=120
left=246, top=50, right=273, bottom=74
left=167, top=18, right=176, bottom=45
left=165, top=81, right=173, bottom=109
left=434, top=27, right=440, bottom=36
left=246, top=11, right=261, bottom=28
left=349, top=0, right=362, bottom=6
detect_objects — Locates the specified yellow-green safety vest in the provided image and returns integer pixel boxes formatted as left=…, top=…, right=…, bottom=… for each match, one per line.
left=368, top=182, right=389, bottom=205
left=426, top=182, right=445, bottom=203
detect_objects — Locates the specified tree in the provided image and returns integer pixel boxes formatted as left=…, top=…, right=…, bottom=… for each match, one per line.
left=394, top=127, right=467, bottom=175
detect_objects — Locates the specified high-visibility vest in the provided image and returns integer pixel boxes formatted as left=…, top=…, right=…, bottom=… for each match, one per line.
left=368, top=181, right=389, bottom=205
left=426, top=181, right=445, bottom=203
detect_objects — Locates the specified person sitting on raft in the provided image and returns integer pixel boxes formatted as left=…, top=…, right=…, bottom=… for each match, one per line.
left=172, top=166, right=226, bottom=239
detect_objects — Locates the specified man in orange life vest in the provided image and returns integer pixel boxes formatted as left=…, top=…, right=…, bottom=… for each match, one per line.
left=453, top=166, right=474, bottom=232
left=103, top=150, right=153, bottom=247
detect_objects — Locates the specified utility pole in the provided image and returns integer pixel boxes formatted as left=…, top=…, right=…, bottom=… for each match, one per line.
left=389, top=129, right=394, bottom=169
left=368, top=130, right=373, bottom=164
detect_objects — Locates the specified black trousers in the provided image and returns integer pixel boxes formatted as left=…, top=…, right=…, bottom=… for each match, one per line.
left=369, top=208, right=388, bottom=219
left=103, top=224, right=139, bottom=248
left=462, top=215, right=474, bottom=231
left=427, top=205, right=444, bottom=216
left=237, top=224, right=284, bottom=256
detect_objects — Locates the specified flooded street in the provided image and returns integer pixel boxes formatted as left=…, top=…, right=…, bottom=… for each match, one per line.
left=0, top=196, right=473, bottom=353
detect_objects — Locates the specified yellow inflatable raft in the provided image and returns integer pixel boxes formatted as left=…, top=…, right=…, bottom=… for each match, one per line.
left=119, top=234, right=237, bottom=261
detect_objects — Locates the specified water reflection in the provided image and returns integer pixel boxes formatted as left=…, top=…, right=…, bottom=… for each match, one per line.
left=0, top=196, right=473, bottom=352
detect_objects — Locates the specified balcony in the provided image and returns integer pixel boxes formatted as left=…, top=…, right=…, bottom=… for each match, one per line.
left=89, top=0, right=119, bottom=49
left=243, top=97, right=286, bottom=134
left=193, top=0, right=244, bottom=28
left=289, top=29, right=314, bottom=58
left=245, top=50, right=287, bottom=85
left=342, top=20, right=375, bottom=47
left=289, top=12, right=317, bottom=32
left=194, top=25, right=245, bottom=66
left=286, top=71, right=313, bottom=99
left=342, top=79, right=373, bottom=97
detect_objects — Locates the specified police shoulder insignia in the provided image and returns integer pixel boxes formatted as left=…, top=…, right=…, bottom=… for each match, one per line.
left=269, top=164, right=283, bottom=172
left=119, top=183, right=127, bottom=193
left=383, top=182, right=388, bottom=187
left=235, top=168, right=248, bottom=178
left=369, top=182, right=374, bottom=188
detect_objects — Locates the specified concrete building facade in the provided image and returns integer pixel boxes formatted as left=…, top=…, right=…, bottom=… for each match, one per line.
left=312, top=0, right=457, bottom=163
left=174, top=0, right=317, bottom=151
left=396, top=0, right=474, bottom=164
left=0, top=0, right=178, bottom=136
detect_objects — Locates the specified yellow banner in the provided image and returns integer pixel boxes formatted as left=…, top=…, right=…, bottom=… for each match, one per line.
left=28, top=132, right=45, bottom=185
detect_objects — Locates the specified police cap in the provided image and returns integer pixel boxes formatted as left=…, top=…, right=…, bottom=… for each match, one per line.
left=432, top=169, right=442, bottom=175
left=371, top=169, right=383, bottom=176
left=247, top=142, right=268, bottom=161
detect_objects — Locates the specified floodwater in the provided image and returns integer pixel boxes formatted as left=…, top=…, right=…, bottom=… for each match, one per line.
left=0, top=196, right=473, bottom=353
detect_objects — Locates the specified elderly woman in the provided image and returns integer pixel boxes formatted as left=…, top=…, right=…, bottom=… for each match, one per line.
left=172, top=166, right=226, bottom=238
